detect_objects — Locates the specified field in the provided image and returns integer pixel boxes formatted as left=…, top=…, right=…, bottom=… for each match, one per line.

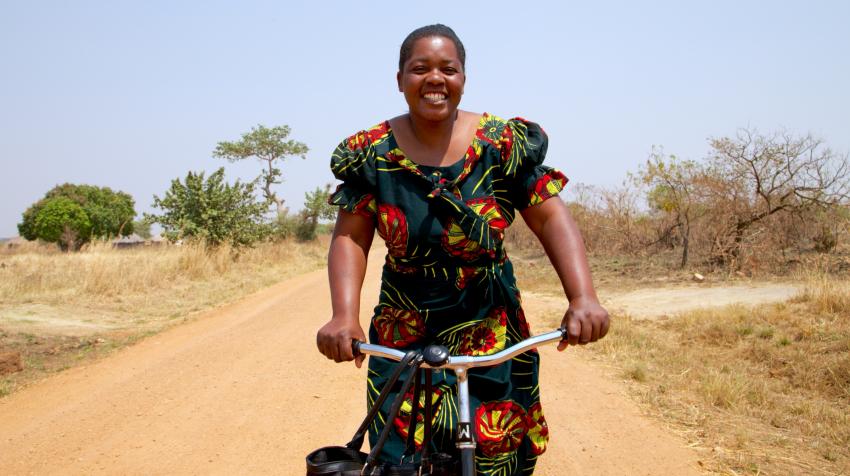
left=0, top=238, right=327, bottom=397
left=509, top=239, right=850, bottom=475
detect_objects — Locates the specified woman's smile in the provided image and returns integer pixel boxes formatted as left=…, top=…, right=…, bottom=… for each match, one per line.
left=423, top=92, right=448, bottom=104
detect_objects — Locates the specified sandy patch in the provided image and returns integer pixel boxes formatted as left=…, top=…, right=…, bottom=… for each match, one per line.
left=605, top=283, right=800, bottom=319
left=0, top=304, right=124, bottom=336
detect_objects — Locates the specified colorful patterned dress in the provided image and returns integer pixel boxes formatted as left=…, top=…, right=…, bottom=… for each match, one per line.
left=329, top=113, right=567, bottom=475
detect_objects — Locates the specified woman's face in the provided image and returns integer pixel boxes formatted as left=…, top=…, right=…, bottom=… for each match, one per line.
left=397, top=36, right=465, bottom=123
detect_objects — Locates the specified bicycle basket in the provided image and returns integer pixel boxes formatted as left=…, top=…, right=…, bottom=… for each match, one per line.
left=305, top=445, right=368, bottom=475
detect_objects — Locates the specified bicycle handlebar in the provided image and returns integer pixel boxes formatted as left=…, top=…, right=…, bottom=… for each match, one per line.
left=352, top=328, right=567, bottom=370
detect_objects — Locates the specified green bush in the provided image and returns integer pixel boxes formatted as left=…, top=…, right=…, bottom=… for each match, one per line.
left=18, top=183, right=134, bottom=250
left=146, top=168, right=270, bottom=247
left=32, top=197, right=92, bottom=250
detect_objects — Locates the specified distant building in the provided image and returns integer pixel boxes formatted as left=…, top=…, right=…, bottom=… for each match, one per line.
left=112, top=233, right=145, bottom=248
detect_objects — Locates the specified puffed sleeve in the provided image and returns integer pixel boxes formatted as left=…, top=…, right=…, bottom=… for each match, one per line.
left=328, top=130, right=378, bottom=217
left=501, top=118, right=568, bottom=210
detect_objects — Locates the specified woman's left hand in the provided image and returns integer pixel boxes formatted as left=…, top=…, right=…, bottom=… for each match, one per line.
left=558, top=296, right=610, bottom=351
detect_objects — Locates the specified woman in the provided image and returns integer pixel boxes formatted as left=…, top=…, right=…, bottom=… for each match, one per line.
left=317, top=24, right=609, bottom=475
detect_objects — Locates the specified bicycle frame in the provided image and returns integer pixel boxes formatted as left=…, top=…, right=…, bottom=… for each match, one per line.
left=353, top=328, right=567, bottom=476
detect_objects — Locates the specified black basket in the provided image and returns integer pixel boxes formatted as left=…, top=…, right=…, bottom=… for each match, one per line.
left=305, top=445, right=368, bottom=475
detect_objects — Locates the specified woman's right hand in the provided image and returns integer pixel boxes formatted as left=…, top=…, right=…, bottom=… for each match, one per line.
left=316, top=316, right=367, bottom=368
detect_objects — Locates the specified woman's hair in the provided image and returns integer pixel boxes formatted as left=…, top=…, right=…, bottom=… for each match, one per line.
left=398, top=24, right=466, bottom=72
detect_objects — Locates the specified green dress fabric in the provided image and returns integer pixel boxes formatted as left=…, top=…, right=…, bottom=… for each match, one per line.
left=329, top=113, right=567, bottom=475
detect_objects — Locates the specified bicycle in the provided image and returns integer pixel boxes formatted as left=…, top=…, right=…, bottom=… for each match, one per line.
left=348, top=327, right=568, bottom=476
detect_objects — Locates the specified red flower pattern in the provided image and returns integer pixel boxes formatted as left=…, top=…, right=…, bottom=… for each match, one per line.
left=377, top=203, right=408, bottom=258
left=373, top=307, right=425, bottom=348
left=456, top=307, right=507, bottom=356
left=525, top=401, right=549, bottom=455
left=528, top=170, right=567, bottom=206
left=475, top=400, right=529, bottom=457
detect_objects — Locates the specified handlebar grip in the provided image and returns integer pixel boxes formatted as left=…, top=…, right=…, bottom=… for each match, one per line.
left=559, top=326, right=569, bottom=340
left=352, top=339, right=363, bottom=356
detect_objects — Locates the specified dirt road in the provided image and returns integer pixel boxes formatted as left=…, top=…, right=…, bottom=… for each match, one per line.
left=0, top=252, right=704, bottom=475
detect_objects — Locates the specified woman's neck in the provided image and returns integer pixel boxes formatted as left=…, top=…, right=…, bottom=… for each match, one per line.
left=407, top=111, right=459, bottom=149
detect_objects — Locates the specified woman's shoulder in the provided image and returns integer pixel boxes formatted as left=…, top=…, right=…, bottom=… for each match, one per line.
left=336, top=120, right=392, bottom=155
left=330, top=120, right=391, bottom=182
left=475, top=114, right=548, bottom=175
left=476, top=113, right=545, bottom=152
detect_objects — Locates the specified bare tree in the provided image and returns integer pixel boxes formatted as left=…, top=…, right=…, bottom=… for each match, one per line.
left=708, top=128, right=850, bottom=263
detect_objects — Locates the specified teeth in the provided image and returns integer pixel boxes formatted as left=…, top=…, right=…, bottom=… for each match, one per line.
left=424, top=93, right=446, bottom=101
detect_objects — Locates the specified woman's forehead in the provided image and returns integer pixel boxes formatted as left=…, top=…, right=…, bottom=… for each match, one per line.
left=407, top=36, right=460, bottom=63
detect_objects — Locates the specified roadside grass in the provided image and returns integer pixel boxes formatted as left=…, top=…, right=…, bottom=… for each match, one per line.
left=581, top=276, right=850, bottom=475
left=0, top=238, right=327, bottom=396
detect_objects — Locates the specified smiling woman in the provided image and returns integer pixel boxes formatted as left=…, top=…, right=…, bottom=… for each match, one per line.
left=316, top=24, right=610, bottom=475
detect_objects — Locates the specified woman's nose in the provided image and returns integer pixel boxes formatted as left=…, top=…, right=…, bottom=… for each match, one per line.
left=426, top=69, right=444, bottom=84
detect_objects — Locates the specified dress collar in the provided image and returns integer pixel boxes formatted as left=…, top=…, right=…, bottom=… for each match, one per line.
left=383, top=113, right=491, bottom=188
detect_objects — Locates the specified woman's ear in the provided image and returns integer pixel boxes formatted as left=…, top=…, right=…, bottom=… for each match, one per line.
left=397, top=71, right=403, bottom=92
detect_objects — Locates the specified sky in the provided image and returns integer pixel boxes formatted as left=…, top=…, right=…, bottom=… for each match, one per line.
left=1, top=1, right=848, bottom=238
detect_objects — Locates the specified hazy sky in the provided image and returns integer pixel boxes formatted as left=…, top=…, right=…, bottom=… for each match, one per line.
left=2, top=1, right=848, bottom=238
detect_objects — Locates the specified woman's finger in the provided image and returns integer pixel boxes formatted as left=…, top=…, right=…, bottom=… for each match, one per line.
left=579, top=314, right=593, bottom=344
left=317, top=333, right=332, bottom=360
left=567, top=315, right=581, bottom=346
left=339, top=335, right=354, bottom=362
left=600, top=314, right=610, bottom=339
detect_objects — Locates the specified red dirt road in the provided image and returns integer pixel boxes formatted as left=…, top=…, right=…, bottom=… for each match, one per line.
left=0, top=253, right=702, bottom=475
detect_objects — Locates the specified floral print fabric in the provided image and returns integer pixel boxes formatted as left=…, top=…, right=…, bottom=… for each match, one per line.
left=329, top=114, right=566, bottom=475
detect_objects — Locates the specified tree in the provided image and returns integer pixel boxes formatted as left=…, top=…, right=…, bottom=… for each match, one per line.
left=213, top=125, right=309, bottom=215
left=145, top=168, right=270, bottom=247
left=708, top=128, right=850, bottom=263
left=32, top=197, right=92, bottom=251
left=18, top=183, right=135, bottom=249
left=638, top=148, right=710, bottom=267
left=271, top=185, right=337, bottom=241
left=297, top=184, right=337, bottom=241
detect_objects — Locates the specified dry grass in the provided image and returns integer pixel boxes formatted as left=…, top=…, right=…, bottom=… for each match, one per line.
left=0, top=238, right=327, bottom=396
left=1, top=239, right=326, bottom=311
left=577, top=275, right=850, bottom=475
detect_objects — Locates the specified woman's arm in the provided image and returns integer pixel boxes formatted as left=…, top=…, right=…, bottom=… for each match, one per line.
left=520, top=198, right=610, bottom=350
left=317, top=209, right=375, bottom=367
